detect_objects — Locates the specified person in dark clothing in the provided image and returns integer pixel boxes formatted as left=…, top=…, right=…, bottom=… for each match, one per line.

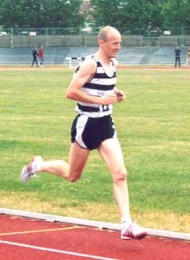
left=31, top=47, right=39, bottom=67
left=174, top=46, right=182, bottom=67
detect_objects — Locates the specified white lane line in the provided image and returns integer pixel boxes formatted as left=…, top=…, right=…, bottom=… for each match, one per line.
left=0, top=240, right=118, bottom=260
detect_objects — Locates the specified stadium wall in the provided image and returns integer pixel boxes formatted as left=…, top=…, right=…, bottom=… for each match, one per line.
left=0, top=35, right=189, bottom=65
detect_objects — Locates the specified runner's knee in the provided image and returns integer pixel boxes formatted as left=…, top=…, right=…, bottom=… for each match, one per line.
left=113, top=169, right=127, bottom=183
left=68, top=172, right=82, bottom=182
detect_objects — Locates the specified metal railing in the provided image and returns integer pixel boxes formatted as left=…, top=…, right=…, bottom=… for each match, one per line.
left=1, top=34, right=190, bottom=48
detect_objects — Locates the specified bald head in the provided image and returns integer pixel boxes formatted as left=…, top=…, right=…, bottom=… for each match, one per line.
left=97, top=26, right=121, bottom=42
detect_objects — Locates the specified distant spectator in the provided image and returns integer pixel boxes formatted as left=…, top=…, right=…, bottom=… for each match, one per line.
left=174, top=46, right=182, bottom=67
left=185, top=46, right=190, bottom=66
left=38, top=46, right=44, bottom=67
left=31, top=47, right=39, bottom=67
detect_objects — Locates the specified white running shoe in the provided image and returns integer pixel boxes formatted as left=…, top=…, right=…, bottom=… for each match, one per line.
left=20, top=156, right=43, bottom=183
left=121, top=222, right=147, bottom=240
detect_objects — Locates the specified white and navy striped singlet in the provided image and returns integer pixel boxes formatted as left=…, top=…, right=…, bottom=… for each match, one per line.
left=74, top=55, right=117, bottom=118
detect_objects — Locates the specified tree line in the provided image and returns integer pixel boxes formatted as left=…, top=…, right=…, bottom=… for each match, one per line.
left=0, top=0, right=190, bottom=35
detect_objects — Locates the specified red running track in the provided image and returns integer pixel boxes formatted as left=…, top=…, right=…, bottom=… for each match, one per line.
left=0, top=215, right=190, bottom=260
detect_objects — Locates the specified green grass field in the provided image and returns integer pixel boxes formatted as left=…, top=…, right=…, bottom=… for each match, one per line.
left=0, top=67, right=190, bottom=233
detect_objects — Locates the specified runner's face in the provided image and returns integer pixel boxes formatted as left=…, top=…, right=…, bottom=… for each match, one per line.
left=104, top=32, right=122, bottom=58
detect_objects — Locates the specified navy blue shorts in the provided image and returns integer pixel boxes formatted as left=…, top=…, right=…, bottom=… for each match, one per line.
left=71, top=114, right=116, bottom=150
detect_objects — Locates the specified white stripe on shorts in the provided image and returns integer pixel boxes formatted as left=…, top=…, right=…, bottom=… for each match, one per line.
left=75, top=115, right=88, bottom=149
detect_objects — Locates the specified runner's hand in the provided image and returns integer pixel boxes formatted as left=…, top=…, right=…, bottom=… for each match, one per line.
left=115, top=90, right=126, bottom=102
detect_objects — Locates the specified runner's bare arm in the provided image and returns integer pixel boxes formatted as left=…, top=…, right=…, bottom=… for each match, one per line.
left=66, top=59, right=118, bottom=105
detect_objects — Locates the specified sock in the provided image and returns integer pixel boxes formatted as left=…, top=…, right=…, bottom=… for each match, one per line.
left=35, top=157, right=43, bottom=172
left=121, top=216, right=132, bottom=225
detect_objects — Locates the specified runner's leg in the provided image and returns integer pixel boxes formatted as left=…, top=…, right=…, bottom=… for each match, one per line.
left=98, top=138, right=130, bottom=219
left=40, top=142, right=90, bottom=182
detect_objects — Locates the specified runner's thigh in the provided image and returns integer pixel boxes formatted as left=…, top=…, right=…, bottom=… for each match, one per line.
left=69, top=142, right=90, bottom=180
left=98, top=138, right=126, bottom=176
